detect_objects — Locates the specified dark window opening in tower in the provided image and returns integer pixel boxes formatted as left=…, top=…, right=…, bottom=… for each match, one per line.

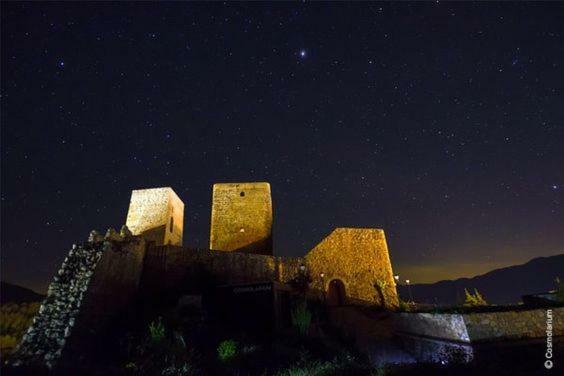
left=240, top=191, right=245, bottom=197
left=169, top=217, right=174, bottom=233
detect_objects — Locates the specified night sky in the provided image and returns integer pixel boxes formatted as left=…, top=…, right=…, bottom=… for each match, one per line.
left=2, top=2, right=563, bottom=292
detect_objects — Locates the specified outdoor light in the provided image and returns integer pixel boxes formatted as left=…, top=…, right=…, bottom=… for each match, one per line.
left=394, top=275, right=399, bottom=281
left=405, top=279, right=414, bottom=302
left=299, top=264, right=306, bottom=272
left=320, top=272, right=325, bottom=278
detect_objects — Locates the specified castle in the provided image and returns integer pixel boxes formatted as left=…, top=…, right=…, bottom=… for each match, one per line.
left=126, top=183, right=398, bottom=308
left=12, top=182, right=399, bottom=369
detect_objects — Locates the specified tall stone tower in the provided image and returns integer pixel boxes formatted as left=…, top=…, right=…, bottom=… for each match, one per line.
left=210, top=182, right=273, bottom=255
left=125, top=187, right=184, bottom=246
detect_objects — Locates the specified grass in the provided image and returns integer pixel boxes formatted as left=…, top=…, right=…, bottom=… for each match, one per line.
left=0, top=302, right=40, bottom=358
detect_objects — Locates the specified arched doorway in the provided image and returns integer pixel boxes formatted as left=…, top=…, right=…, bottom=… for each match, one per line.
left=327, top=279, right=346, bottom=306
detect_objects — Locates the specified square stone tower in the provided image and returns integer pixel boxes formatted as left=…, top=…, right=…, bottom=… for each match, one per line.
left=125, top=187, right=184, bottom=246
left=210, top=182, right=273, bottom=255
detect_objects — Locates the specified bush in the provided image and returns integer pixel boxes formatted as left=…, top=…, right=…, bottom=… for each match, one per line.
left=463, top=288, right=487, bottom=307
left=217, top=339, right=238, bottom=363
left=373, top=364, right=387, bottom=376
left=148, top=317, right=165, bottom=343
left=555, top=277, right=564, bottom=302
left=291, top=300, right=312, bottom=336
left=0, top=302, right=40, bottom=357
left=0, top=335, right=18, bottom=350
left=276, top=352, right=367, bottom=376
left=276, top=360, right=335, bottom=376
left=397, top=299, right=414, bottom=312
left=124, top=320, right=198, bottom=375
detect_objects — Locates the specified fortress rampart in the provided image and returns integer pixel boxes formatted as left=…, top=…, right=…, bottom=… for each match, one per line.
left=11, top=183, right=399, bottom=370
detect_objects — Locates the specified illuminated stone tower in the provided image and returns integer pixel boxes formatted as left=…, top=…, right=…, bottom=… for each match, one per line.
left=125, top=187, right=184, bottom=246
left=210, top=182, right=273, bottom=255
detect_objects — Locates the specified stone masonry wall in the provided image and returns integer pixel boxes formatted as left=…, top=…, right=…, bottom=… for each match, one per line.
left=11, top=228, right=147, bottom=370
left=142, top=234, right=399, bottom=310
left=11, top=242, right=104, bottom=368
left=395, top=307, right=564, bottom=343
left=67, top=233, right=147, bottom=343
left=141, top=245, right=301, bottom=295
left=463, top=307, right=564, bottom=342
left=395, top=312, right=470, bottom=342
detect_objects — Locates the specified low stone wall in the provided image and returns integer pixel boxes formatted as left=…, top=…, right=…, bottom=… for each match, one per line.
left=395, top=312, right=469, bottom=342
left=395, top=306, right=564, bottom=343
left=464, top=307, right=563, bottom=342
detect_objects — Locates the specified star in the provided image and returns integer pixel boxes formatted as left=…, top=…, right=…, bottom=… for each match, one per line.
left=299, top=49, right=307, bottom=58
left=552, top=184, right=558, bottom=190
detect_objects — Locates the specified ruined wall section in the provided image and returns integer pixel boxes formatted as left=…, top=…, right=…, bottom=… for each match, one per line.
left=11, top=229, right=147, bottom=370
left=210, top=182, right=273, bottom=255
left=126, top=187, right=184, bottom=246
left=305, top=228, right=399, bottom=309
left=11, top=242, right=104, bottom=368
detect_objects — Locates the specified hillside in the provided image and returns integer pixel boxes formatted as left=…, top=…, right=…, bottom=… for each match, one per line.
left=1, top=281, right=45, bottom=304
left=397, top=254, right=564, bottom=305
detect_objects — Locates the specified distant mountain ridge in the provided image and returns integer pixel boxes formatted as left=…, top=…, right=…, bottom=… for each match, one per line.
left=397, top=254, right=564, bottom=305
left=1, top=281, right=45, bottom=304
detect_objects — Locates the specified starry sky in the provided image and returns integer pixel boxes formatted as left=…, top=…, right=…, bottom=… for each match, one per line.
left=2, top=2, right=563, bottom=292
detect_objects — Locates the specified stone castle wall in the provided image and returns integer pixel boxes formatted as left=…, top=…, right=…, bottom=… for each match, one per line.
left=463, top=307, right=563, bottom=342
left=209, top=182, right=273, bottom=255
left=11, top=231, right=147, bottom=370
left=142, top=229, right=398, bottom=310
left=11, top=242, right=105, bottom=369
left=141, top=245, right=301, bottom=295
left=396, top=307, right=564, bottom=343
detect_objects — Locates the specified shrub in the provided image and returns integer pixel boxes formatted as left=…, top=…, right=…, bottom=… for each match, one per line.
left=555, top=277, right=564, bottom=302
left=148, top=317, right=165, bottom=343
left=289, top=270, right=312, bottom=295
left=0, top=302, right=40, bottom=357
left=463, top=288, right=487, bottom=307
left=161, top=362, right=195, bottom=376
left=276, top=360, right=334, bottom=376
left=291, top=300, right=312, bottom=336
left=217, top=339, right=238, bottom=363
left=373, top=364, right=387, bottom=376
left=397, top=299, right=412, bottom=312
left=276, top=352, right=366, bottom=376
left=0, top=335, right=18, bottom=349
left=124, top=325, right=198, bottom=375
left=0, top=302, right=40, bottom=336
